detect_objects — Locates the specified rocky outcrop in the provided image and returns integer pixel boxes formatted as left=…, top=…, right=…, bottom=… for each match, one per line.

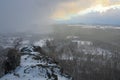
left=0, top=46, right=72, bottom=80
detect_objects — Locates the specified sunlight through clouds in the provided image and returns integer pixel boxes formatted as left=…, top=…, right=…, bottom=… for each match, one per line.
left=51, top=0, right=120, bottom=21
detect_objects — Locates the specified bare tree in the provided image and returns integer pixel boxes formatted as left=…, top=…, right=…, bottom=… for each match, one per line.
left=13, top=37, right=22, bottom=50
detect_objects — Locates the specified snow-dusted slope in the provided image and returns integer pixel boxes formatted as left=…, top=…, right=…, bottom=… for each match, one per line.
left=0, top=46, right=72, bottom=80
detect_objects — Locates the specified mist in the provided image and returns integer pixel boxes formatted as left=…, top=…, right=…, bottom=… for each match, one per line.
left=0, top=0, right=56, bottom=33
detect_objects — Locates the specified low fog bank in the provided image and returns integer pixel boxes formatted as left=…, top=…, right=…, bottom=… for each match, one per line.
left=51, top=24, right=120, bottom=47
left=1, top=24, right=120, bottom=47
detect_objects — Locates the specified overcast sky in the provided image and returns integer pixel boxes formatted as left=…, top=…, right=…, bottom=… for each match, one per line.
left=0, top=0, right=60, bottom=33
left=0, top=0, right=120, bottom=33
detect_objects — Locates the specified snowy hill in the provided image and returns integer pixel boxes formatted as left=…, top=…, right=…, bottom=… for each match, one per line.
left=0, top=46, right=72, bottom=80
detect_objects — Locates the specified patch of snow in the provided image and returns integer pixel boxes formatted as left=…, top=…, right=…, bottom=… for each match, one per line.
left=72, top=40, right=93, bottom=47
left=66, top=36, right=79, bottom=39
left=68, top=24, right=120, bottom=30
left=34, top=38, right=53, bottom=47
left=60, top=54, right=73, bottom=60
left=21, top=40, right=30, bottom=45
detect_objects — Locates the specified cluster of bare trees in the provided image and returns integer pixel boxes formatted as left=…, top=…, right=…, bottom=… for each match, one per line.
left=0, top=38, right=22, bottom=77
left=43, top=39, right=120, bottom=80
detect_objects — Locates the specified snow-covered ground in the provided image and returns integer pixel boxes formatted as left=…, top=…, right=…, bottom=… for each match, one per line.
left=68, top=24, right=120, bottom=30
left=72, top=40, right=93, bottom=46
left=0, top=46, right=72, bottom=80
left=34, top=38, right=53, bottom=47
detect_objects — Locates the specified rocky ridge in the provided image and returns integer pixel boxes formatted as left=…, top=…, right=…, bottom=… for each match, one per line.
left=0, top=46, right=72, bottom=80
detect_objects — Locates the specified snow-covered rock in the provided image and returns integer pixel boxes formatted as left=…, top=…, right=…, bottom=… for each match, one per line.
left=0, top=46, right=72, bottom=80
